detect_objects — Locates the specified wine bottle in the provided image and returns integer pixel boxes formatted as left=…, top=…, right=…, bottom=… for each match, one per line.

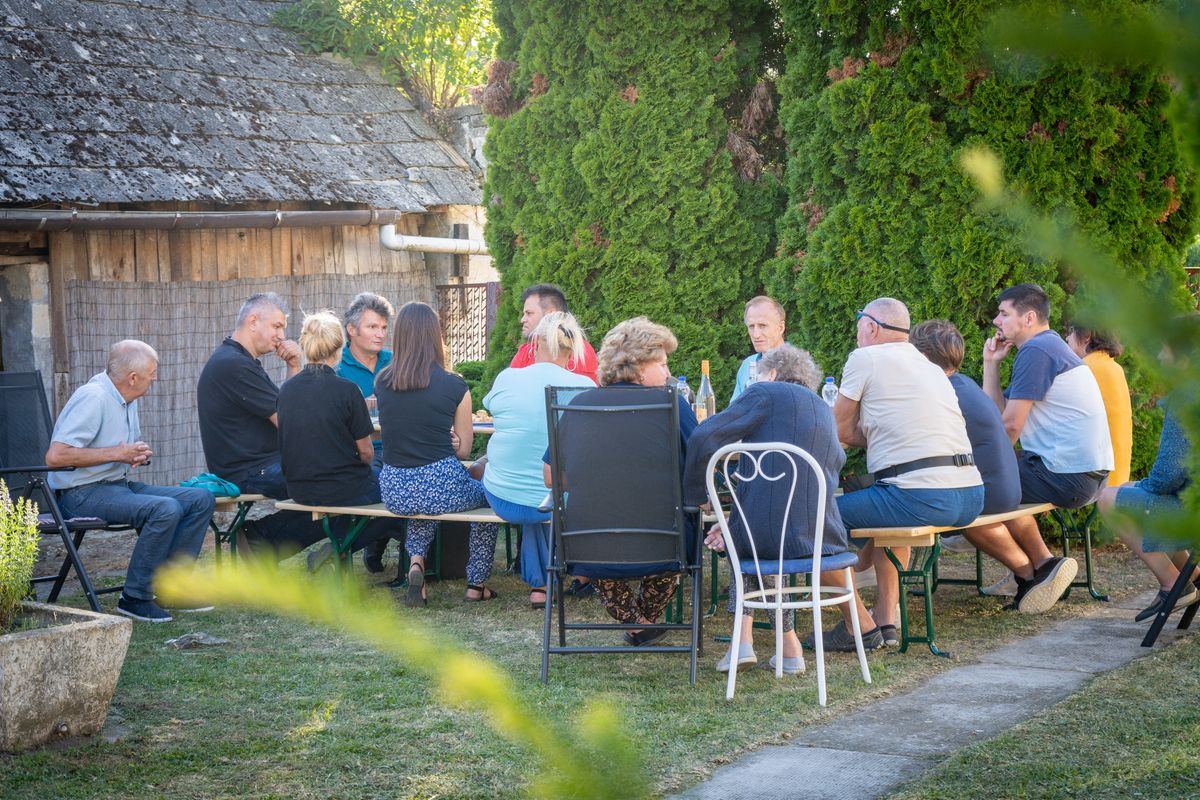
left=694, top=360, right=716, bottom=421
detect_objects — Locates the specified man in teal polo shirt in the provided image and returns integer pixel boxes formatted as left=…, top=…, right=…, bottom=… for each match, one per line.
left=336, top=291, right=396, bottom=572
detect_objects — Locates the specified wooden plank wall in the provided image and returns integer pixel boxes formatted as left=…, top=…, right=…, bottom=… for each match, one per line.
left=47, top=202, right=426, bottom=283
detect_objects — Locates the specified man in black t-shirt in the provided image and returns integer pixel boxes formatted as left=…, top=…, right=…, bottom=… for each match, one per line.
left=197, top=292, right=326, bottom=555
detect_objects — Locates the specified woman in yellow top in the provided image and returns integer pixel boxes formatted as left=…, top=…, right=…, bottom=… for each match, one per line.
left=1065, top=323, right=1131, bottom=485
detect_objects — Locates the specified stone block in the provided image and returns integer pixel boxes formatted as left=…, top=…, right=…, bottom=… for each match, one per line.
left=0, top=602, right=132, bottom=752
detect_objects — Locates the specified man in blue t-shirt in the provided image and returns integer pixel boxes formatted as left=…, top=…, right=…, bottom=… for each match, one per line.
left=729, top=295, right=787, bottom=403
left=335, top=291, right=396, bottom=573
left=979, top=283, right=1114, bottom=614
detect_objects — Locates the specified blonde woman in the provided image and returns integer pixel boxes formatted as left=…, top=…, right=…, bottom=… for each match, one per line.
left=482, top=312, right=596, bottom=608
left=276, top=310, right=393, bottom=565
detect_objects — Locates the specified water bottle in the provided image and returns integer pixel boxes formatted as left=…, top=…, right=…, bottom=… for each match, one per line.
left=676, top=375, right=694, bottom=405
left=821, top=376, right=838, bottom=407
left=746, top=358, right=758, bottom=386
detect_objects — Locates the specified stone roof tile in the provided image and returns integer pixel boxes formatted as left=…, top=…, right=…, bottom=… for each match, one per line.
left=0, top=0, right=480, bottom=210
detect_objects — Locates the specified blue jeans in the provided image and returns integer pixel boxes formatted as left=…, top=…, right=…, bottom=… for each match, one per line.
left=58, top=480, right=216, bottom=600
left=839, top=482, right=985, bottom=546
left=484, top=487, right=550, bottom=589
left=240, top=462, right=328, bottom=552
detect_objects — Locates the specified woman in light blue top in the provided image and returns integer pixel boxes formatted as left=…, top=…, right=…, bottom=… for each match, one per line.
left=482, top=311, right=596, bottom=608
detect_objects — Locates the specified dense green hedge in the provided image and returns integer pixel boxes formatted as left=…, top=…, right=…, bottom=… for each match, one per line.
left=765, top=0, right=1195, bottom=476
left=482, top=0, right=784, bottom=397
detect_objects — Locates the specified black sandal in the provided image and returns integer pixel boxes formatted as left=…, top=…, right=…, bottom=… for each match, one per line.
left=403, top=564, right=426, bottom=608
left=465, top=584, right=499, bottom=602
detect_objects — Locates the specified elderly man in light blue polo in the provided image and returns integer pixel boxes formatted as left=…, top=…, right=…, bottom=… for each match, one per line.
left=730, top=295, right=787, bottom=403
left=47, top=340, right=215, bottom=623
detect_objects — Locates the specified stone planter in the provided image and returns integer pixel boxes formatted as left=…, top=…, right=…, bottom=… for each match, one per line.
left=0, top=601, right=132, bottom=752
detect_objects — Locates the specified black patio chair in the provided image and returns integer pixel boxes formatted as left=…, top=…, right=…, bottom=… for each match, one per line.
left=541, top=384, right=703, bottom=685
left=0, top=371, right=134, bottom=611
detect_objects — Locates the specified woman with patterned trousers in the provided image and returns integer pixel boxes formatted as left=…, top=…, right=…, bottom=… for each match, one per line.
left=549, top=317, right=698, bottom=646
left=375, top=302, right=499, bottom=606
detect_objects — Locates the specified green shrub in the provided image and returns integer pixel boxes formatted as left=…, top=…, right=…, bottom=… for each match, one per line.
left=767, top=0, right=1195, bottom=477
left=276, top=0, right=498, bottom=109
left=455, top=359, right=489, bottom=410
left=1, top=481, right=39, bottom=631
left=482, top=0, right=785, bottom=399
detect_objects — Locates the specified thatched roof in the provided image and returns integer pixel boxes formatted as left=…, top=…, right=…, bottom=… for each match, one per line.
left=0, top=0, right=481, bottom=211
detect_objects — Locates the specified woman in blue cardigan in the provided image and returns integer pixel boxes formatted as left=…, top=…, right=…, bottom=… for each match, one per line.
left=683, top=344, right=848, bottom=675
left=1098, top=393, right=1194, bottom=621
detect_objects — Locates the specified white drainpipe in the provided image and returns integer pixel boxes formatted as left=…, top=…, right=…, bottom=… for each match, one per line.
left=379, top=224, right=489, bottom=255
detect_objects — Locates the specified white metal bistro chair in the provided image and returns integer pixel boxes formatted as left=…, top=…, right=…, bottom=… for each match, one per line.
left=705, top=442, right=871, bottom=704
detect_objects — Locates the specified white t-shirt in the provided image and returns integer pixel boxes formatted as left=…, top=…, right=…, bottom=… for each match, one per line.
left=839, top=341, right=982, bottom=490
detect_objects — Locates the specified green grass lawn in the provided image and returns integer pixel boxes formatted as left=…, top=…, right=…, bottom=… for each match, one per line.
left=886, top=613, right=1200, bottom=800
left=1, top=542, right=1158, bottom=799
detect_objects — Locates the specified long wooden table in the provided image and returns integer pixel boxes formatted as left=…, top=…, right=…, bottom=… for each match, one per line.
left=851, top=502, right=1058, bottom=657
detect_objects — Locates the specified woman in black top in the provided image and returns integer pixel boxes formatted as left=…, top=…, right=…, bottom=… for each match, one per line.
left=276, top=311, right=393, bottom=563
left=376, top=302, right=499, bottom=606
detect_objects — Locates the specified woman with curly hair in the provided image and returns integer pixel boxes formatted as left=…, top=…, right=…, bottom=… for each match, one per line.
left=683, top=344, right=849, bottom=674
left=546, top=317, right=697, bottom=646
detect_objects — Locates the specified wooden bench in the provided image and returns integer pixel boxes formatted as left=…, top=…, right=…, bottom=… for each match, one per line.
left=209, top=494, right=268, bottom=562
left=851, top=502, right=1057, bottom=657
left=274, top=500, right=512, bottom=580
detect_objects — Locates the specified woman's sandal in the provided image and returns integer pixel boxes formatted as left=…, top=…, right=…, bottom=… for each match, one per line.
left=465, top=584, right=499, bottom=602
left=529, top=589, right=547, bottom=610
left=404, top=564, right=426, bottom=608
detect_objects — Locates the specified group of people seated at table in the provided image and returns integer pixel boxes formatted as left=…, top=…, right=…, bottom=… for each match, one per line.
left=44, top=278, right=1193, bottom=666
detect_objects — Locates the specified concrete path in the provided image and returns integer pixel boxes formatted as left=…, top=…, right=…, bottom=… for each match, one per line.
left=674, top=590, right=1195, bottom=800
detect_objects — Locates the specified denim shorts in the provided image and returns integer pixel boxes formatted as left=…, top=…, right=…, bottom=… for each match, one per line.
left=838, top=482, right=985, bottom=547
left=1114, top=484, right=1184, bottom=553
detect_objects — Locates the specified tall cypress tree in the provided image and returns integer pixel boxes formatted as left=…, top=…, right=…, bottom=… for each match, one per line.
left=482, top=0, right=783, bottom=394
left=768, top=0, right=1195, bottom=472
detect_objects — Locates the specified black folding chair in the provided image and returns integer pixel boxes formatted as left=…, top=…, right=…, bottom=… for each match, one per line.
left=541, top=384, right=703, bottom=685
left=1143, top=550, right=1198, bottom=647
left=0, top=371, right=134, bottom=611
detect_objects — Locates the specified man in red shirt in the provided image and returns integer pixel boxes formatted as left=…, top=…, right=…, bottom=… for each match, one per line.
left=509, top=284, right=599, bottom=384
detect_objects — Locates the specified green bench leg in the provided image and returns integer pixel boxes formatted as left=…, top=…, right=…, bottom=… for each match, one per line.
left=503, top=523, right=515, bottom=572
left=323, top=515, right=370, bottom=578
left=883, top=542, right=950, bottom=658
left=210, top=501, right=254, bottom=564
left=1051, top=507, right=1109, bottom=602
left=928, top=542, right=987, bottom=595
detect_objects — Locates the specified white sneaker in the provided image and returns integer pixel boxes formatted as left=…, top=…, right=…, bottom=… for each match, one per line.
left=854, top=565, right=876, bottom=589
left=981, top=570, right=1018, bottom=597
left=940, top=534, right=976, bottom=554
